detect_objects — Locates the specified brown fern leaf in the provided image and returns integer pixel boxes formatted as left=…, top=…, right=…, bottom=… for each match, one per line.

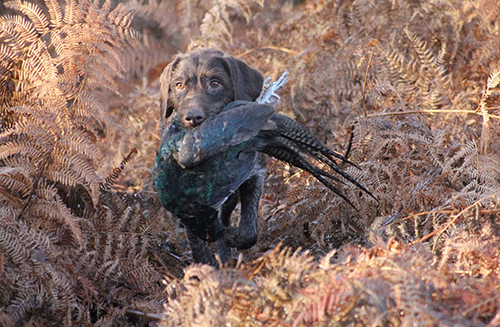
left=101, top=148, right=138, bottom=190
left=0, top=44, right=15, bottom=100
left=478, top=69, right=500, bottom=154
left=0, top=221, right=79, bottom=324
left=1, top=0, right=138, bottom=207
left=292, top=279, right=357, bottom=326
left=0, top=1, right=157, bottom=324
left=189, top=0, right=258, bottom=50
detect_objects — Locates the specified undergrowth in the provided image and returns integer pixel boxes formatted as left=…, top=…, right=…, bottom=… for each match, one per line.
left=0, top=0, right=499, bottom=326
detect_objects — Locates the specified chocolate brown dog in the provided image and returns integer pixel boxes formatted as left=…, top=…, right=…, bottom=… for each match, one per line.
left=157, top=49, right=268, bottom=264
left=156, top=48, right=375, bottom=265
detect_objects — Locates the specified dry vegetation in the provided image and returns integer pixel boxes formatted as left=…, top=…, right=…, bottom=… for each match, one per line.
left=1, top=0, right=500, bottom=326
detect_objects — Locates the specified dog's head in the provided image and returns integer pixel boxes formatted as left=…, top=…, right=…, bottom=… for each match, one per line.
left=159, top=49, right=264, bottom=130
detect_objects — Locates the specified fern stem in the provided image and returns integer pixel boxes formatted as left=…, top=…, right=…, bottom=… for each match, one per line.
left=462, top=294, right=500, bottom=317
left=411, top=194, right=497, bottom=246
left=126, top=309, right=163, bottom=321
left=17, top=144, right=53, bottom=220
left=365, top=109, right=500, bottom=120
left=361, top=50, right=374, bottom=117
left=236, top=46, right=299, bottom=58
left=101, top=148, right=138, bottom=190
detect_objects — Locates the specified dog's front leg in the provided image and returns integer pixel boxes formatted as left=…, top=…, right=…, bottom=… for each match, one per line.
left=186, top=229, right=216, bottom=265
left=214, top=192, right=239, bottom=263
left=222, top=171, right=265, bottom=250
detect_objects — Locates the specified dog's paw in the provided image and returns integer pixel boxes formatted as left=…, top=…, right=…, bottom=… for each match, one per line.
left=222, top=227, right=258, bottom=250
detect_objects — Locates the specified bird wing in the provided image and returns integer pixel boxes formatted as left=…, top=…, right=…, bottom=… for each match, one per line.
left=155, top=110, right=263, bottom=214
left=176, top=101, right=274, bottom=169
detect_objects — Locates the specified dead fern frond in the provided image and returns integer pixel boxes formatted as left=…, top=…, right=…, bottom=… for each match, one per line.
left=477, top=69, right=500, bottom=154
left=5, top=1, right=50, bottom=35
left=101, top=148, right=138, bottom=190
left=292, top=281, right=357, bottom=327
left=1, top=0, right=138, bottom=211
left=189, top=0, right=260, bottom=50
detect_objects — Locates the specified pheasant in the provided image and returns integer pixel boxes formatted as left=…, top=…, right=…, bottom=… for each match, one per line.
left=155, top=71, right=375, bottom=264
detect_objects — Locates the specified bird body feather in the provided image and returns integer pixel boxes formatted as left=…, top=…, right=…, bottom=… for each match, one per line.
left=155, top=103, right=273, bottom=240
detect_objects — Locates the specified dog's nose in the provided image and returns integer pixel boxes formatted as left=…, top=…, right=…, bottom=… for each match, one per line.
left=183, top=109, right=206, bottom=127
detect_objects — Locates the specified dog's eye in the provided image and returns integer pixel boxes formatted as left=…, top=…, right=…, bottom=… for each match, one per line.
left=176, top=82, right=185, bottom=90
left=209, top=80, right=220, bottom=88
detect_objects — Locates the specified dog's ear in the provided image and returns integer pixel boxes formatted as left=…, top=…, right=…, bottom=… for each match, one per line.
left=159, top=56, right=181, bottom=134
left=223, top=55, right=264, bottom=101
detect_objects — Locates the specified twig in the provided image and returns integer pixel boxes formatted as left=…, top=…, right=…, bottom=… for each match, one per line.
left=364, top=109, right=500, bottom=120
left=126, top=309, right=163, bottom=321
left=249, top=242, right=283, bottom=279
left=237, top=46, right=299, bottom=58
left=361, top=50, right=374, bottom=117
left=101, top=148, right=138, bottom=190
left=249, top=254, right=269, bottom=280
left=462, top=294, right=500, bottom=317
left=411, top=194, right=496, bottom=246
left=17, top=144, right=54, bottom=220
